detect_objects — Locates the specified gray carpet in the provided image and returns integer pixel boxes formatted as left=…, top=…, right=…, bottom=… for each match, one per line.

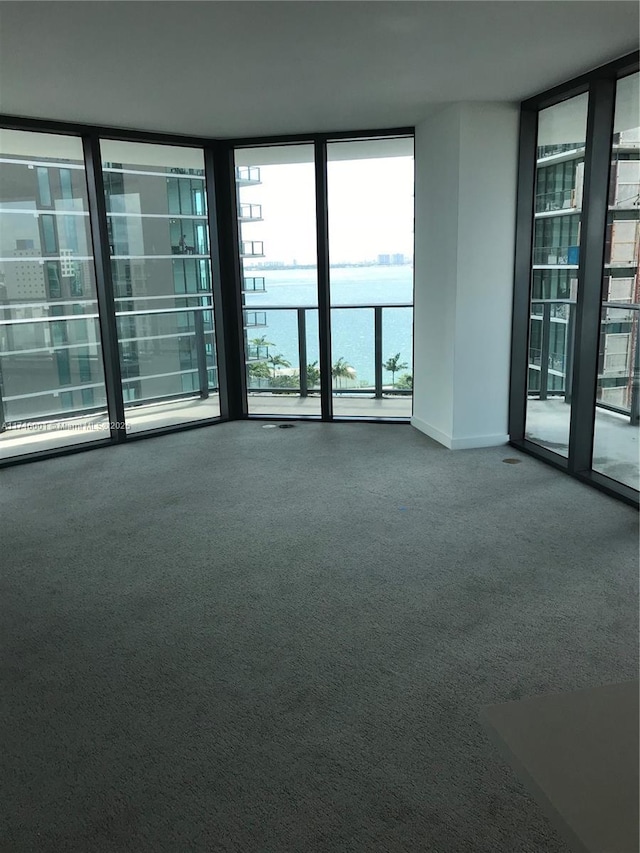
left=0, top=422, right=637, bottom=853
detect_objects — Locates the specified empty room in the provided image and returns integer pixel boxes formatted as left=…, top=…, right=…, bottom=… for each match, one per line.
left=0, top=3, right=638, bottom=852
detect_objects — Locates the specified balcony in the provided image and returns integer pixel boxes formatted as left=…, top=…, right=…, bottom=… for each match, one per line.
left=535, top=189, right=578, bottom=214
left=240, top=240, right=264, bottom=258
left=238, top=203, right=263, bottom=222
left=234, top=166, right=261, bottom=185
left=526, top=298, right=639, bottom=489
left=242, top=276, right=266, bottom=293
left=536, top=145, right=586, bottom=164
left=244, top=311, right=267, bottom=328
left=243, top=304, right=413, bottom=419
left=532, top=245, right=580, bottom=266
left=0, top=300, right=414, bottom=456
left=0, top=298, right=220, bottom=454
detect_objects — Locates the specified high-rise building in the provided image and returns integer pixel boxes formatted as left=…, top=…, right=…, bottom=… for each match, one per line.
left=529, top=124, right=640, bottom=409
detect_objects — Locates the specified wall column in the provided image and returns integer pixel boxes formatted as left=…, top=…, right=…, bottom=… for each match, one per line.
left=412, top=102, right=520, bottom=449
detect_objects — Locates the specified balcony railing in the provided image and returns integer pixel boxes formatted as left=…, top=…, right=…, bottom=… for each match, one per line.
left=0, top=297, right=218, bottom=431
left=238, top=203, right=263, bottom=221
left=533, top=245, right=580, bottom=266
left=246, top=344, right=270, bottom=362
left=244, top=311, right=267, bottom=328
left=244, top=304, right=413, bottom=399
left=242, top=276, right=266, bottom=293
left=235, top=166, right=261, bottom=185
left=537, top=144, right=585, bottom=160
left=528, top=298, right=639, bottom=425
left=240, top=240, right=264, bottom=258
left=0, top=300, right=413, bottom=428
left=535, top=189, right=577, bottom=213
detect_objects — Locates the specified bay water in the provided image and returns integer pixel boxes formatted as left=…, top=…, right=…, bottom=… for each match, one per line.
left=244, top=265, right=414, bottom=387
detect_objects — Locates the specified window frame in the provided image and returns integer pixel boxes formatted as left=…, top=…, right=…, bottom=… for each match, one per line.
left=509, top=50, right=640, bottom=507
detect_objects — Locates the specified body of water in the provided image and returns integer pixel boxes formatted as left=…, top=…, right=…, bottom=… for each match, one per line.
left=243, top=265, right=414, bottom=387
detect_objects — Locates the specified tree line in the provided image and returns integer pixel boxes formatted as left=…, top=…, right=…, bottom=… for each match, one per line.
left=247, top=336, right=412, bottom=390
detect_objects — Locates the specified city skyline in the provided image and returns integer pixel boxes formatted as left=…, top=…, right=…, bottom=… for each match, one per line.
left=238, top=156, right=415, bottom=266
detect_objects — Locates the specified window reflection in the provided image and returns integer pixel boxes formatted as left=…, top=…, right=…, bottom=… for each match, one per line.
left=100, top=140, right=220, bottom=432
left=592, top=72, right=640, bottom=490
left=524, top=93, right=588, bottom=456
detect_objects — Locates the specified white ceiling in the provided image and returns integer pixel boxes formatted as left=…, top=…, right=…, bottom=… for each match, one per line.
left=0, top=1, right=637, bottom=140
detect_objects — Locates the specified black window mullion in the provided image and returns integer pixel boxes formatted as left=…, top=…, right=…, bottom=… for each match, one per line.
left=509, top=107, right=538, bottom=441
left=206, top=142, right=246, bottom=420
left=568, top=76, right=617, bottom=474
left=314, top=139, right=333, bottom=421
left=82, top=135, right=126, bottom=442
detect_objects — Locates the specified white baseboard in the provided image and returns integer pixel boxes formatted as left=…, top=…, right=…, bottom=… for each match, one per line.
left=410, top=416, right=453, bottom=448
left=411, top=416, right=508, bottom=450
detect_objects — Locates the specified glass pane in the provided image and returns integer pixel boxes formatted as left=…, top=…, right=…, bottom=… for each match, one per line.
left=0, top=129, right=109, bottom=458
left=525, top=93, right=589, bottom=455
left=235, top=145, right=320, bottom=417
left=327, top=138, right=414, bottom=419
left=592, top=72, right=640, bottom=490
left=100, top=140, right=219, bottom=432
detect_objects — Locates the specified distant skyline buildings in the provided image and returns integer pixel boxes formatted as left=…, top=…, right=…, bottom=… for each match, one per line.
left=245, top=254, right=412, bottom=271
left=237, top=155, right=414, bottom=266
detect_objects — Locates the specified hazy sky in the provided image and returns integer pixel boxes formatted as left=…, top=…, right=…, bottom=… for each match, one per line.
left=239, top=156, right=414, bottom=265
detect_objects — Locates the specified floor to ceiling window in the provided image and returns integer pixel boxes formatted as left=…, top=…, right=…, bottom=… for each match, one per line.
left=0, top=123, right=415, bottom=466
left=234, top=145, right=321, bottom=417
left=512, top=53, right=639, bottom=502
left=524, top=93, right=588, bottom=456
left=327, top=138, right=414, bottom=418
left=234, top=135, right=415, bottom=422
left=592, top=71, right=639, bottom=490
left=100, top=140, right=220, bottom=433
left=0, top=129, right=110, bottom=458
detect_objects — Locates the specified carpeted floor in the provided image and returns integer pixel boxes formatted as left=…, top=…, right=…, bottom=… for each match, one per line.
left=1, top=422, right=637, bottom=852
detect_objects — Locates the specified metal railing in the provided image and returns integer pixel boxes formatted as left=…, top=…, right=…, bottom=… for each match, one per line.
left=235, top=166, right=261, bottom=184
left=244, top=304, right=413, bottom=399
left=242, top=276, right=266, bottom=293
left=0, top=298, right=218, bottom=431
left=240, top=240, right=264, bottom=258
left=532, top=245, right=580, bottom=265
left=0, top=302, right=412, bottom=430
left=535, top=189, right=577, bottom=213
left=238, top=203, right=262, bottom=221
left=537, top=144, right=585, bottom=160
left=528, top=298, right=639, bottom=425
left=244, top=311, right=267, bottom=328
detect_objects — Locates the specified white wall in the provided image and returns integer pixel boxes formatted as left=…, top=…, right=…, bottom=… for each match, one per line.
left=412, top=102, right=519, bottom=449
left=412, top=104, right=460, bottom=445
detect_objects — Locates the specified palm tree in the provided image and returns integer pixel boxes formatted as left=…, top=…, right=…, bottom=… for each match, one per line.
left=248, top=334, right=274, bottom=361
left=249, top=335, right=274, bottom=348
left=306, top=361, right=320, bottom=388
left=332, top=357, right=354, bottom=389
left=247, top=361, right=271, bottom=382
left=267, top=353, right=291, bottom=382
left=383, top=352, right=409, bottom=388
left=396, top=372, right=413, bottom=391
